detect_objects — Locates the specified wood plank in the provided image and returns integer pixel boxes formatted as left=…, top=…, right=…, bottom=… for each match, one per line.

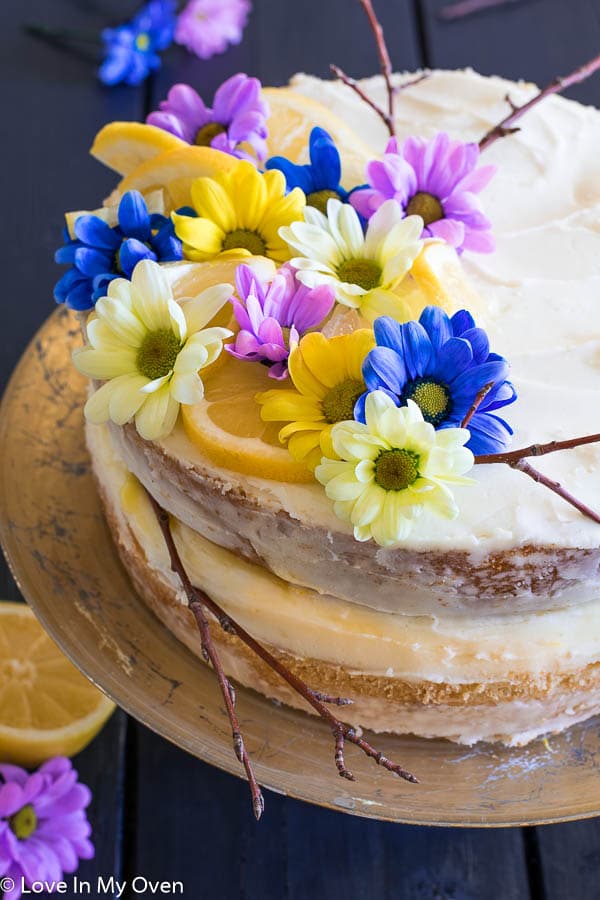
left=534, top=818, right=600, bottom=900
left=420, top=0, right=600, bottom=104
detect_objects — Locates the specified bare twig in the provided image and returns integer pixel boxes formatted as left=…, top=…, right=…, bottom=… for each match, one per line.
left=439, top=0, right=524, bottom=21
left=474, top=432, right=600, bottom=526
left=147, top=491, right=419, bottom=800
left=460, top=381, right=494, bottom=429
left=479, top=52, right=600, bottom=151
left=358, top=0, right=395, bottom=124
left=149, top=496, right=265, bottom=820
left=330, top=64, right=394, bottom=135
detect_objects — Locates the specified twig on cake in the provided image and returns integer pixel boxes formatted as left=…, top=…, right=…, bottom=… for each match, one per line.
left=146, top=491, right=419, bottom=807
left=474, top=432, right=600, bottom=526
left=461, top=381, right=494, bottom=429
left=479, top=52, right=600, bottom=151
left=438, top=0, right=523, bottom=22
left=148, top=494, right=265, bottom=821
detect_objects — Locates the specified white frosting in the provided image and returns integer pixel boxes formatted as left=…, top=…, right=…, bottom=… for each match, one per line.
left=280, top=69, right=600, bottom=552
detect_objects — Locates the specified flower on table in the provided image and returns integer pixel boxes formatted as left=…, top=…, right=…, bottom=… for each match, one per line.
left=267, top=127, right=353, bottom=215
left=226, top=263, right=335, bottom=379
left=172, top=161, right=305, bottom=263
left=147, top=74, right=268, bottom=162
left=54, top=191, right=182, bottom=312
left=73, top=259, right=232, bottom=441
left=0, top=757, right=93, bottom=900
left=280, top=198, right=423, bottom=323
left=315, top=391, right=474, bottom=546
left=99, top=0, right=176, bottom=87
left=174, top=0, right=251, bottom=60
left=357, top=306, right=516, bottom=454
left=257, top=329, right=374, bottom=470
left=351, top=133, right=496, bottom=254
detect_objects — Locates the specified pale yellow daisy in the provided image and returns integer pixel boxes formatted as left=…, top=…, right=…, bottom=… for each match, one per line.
left=315, top=391, right=474, bottom=546
left=73, top=259, right=232, bottom=441
left=279, top=198, right=424, bottom=323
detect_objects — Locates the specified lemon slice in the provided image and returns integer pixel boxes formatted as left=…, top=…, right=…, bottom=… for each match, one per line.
left=263, top=87, right=371, bottom=189
left=181, top=356, right=313, bottom=483
left=410, top=242, right=482, bottom=318
left=117, top=146, right=237, bottom=211
left=91, top=122, right=185, bottom=176
left=0, top=603, right=115, bottom=767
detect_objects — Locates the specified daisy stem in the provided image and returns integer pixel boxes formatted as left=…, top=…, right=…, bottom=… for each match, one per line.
left=479, top=51, right=600, bottom=151
left=147, top=490, right=419, bottom=801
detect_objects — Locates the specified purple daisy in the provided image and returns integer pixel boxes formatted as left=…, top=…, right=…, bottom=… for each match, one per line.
left=174, top=0, right=251, bottom=60
left=351, top=133, right=497, bottom=254
left=227, top=263, right=335, bottom=379
left=0, top=758, right=93, bottom=900
left=146, top=73, right=269, bottom=162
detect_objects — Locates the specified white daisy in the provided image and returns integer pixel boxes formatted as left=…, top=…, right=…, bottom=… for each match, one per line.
left=73, top=259, right=233, bottom=441
left=315, top=391, right=474, bottom=547
left=279, top=198, right=424, bottom=323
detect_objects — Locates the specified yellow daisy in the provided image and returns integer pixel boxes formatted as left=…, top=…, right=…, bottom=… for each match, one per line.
left=256, top=329, right=375, bottom=471
left=172, top=161, right=305, bottom=263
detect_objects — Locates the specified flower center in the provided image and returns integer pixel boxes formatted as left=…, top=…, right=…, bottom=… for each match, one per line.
left=222, top=229, right=266, bottom=256
left=306, top=189, right=341, bottom=215
left=337, top=258, right=381, bottom=291
left=9, top=804, right=37, bottom=840
left=405, top=191, right=444, bottom=226
left=322, top=379, right=365, bottom=424
left=134, top=32, right=150, bottom=52
left=136, top=329, right=181, bottom=380
left=195, top=122, right=227, bottom=147
left=404, top=378, right=451, bottom=426
left=374, top=448, right=420, bottom=491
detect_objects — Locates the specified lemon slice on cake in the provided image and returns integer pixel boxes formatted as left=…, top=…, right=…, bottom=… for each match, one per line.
left=0, top=603, right=115, bottom=767
left=181, top=356, right=313, bottom=484
left=91, top=122, right=185, bottom=176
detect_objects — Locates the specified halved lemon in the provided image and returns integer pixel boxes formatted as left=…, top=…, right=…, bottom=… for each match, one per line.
left=0, top=603, right=115, bottom=767
left=410, top=241, right=482, bottom=317
left=117, top=146, right=237, bottom=210
left=181, top=356, right=313, bottom=483
left=263, top=87, right=371, bottom=189
left=91, top=122, right=185, bottom=176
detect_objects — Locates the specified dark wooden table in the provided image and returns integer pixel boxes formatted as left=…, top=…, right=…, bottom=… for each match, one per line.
left=2, top=1, right=600, bottom=897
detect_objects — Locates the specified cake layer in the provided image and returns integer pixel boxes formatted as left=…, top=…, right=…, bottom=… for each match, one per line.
left=107, top=68, right=600, bottom=617
left=89, top=420, right=600, bottom=745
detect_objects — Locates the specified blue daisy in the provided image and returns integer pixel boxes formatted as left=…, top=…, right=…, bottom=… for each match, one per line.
left=355, top=306, right=516, bottom=455
left=266, top=127, right=354, bottom=214
left=98, top=0, right=176, bottom=87
left=54, top=190, right=182, bottom=311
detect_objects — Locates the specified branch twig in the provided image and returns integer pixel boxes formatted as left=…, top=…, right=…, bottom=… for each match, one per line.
left=330, top=64, right=394, bottom=135
left=474, top=432, right=600, bottom=526
left=358, top=0, right=395, bottom=124
left=147, top=491, right=419, bottom=811
left=149, top=495, right=265, bottom=820
left=479, top=52, right=600, bottom=151
left=460, top=381, right=494, bottom=428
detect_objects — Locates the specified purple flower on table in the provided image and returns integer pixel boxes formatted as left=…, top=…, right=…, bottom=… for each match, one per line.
left=54, top=190, right=182, bottom=311
left=351, top=133, right=497, bottom=254
left=226, top=263, right=335, bottom=379
left=98, top=0, right=176, bottom=87
left=174, top=0, right=251, bottom=60
left=356, top=306, right=516, bottom=454
left=0, top=757, right=93, bottom=900
left=146, top=74, right=269, bottom=162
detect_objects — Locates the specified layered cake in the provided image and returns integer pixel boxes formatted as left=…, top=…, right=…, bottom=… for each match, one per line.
left=57, top=67, right=600, bottom=746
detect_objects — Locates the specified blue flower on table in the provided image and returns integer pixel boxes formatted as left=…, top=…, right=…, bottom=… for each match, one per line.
left=98, top=0, right=177, bottom=87
left=355, top=306, right=516, bottom=454
left=54, top=190, right=182, bottom=311
left=266, top=127, right=356, bottom=214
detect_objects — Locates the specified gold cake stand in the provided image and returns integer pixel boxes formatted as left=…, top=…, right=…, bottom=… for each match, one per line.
left=2, top=307, right=600, bottom=827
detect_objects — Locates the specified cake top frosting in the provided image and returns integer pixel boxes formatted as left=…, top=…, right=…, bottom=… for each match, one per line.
left=57, top=63, right=600, bottom=553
